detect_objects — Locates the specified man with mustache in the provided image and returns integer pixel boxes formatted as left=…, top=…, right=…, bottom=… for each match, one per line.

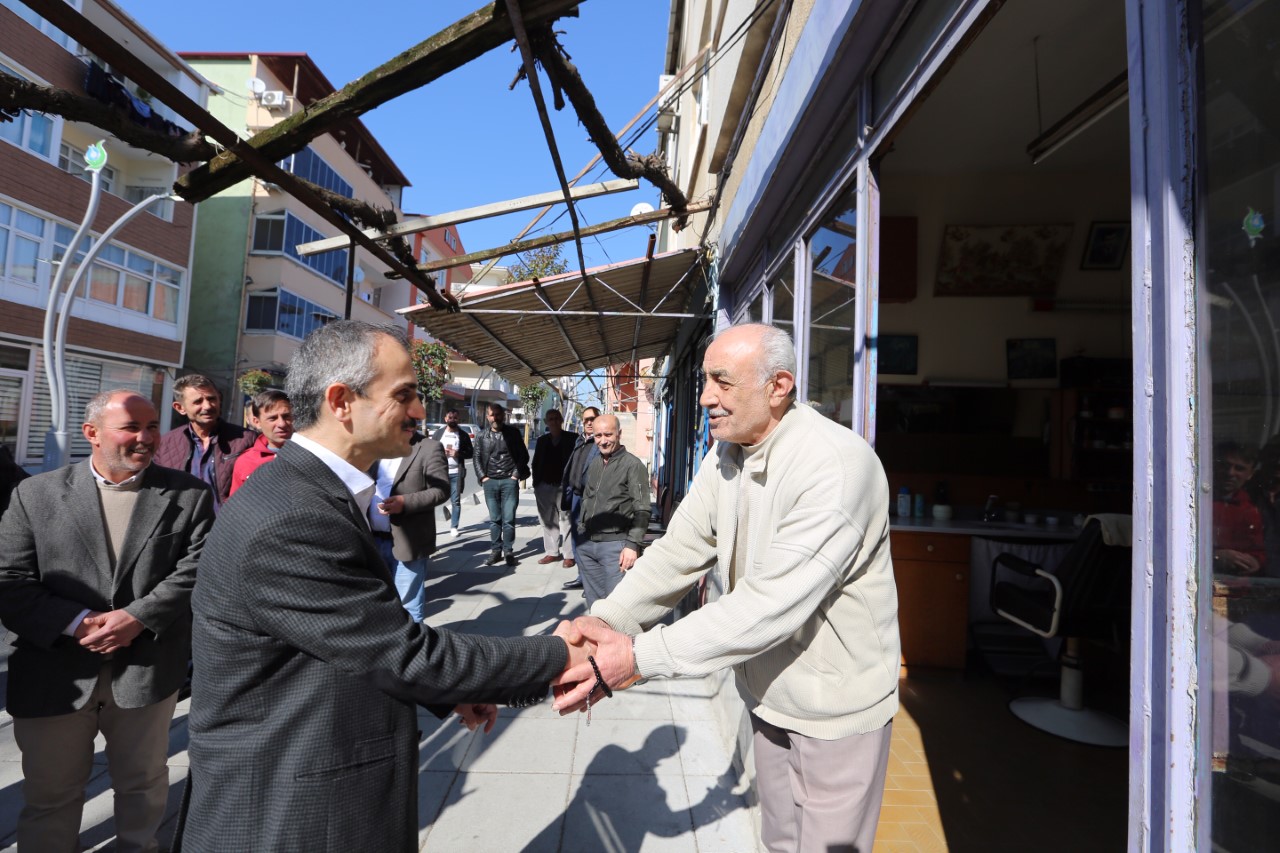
left=155, top=374, right=256, bottom=512
left=178, top=322, right=582, bottom=852
left=0, top=390, right=214, bottom=852
left=558, top=323, right=901, bottom=853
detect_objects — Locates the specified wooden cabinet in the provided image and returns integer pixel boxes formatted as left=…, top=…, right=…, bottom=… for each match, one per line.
left=891, top=531, right=969, bottom=670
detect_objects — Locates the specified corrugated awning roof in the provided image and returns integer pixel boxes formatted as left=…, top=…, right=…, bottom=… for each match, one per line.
left=400, top=249, right=708, bottom=387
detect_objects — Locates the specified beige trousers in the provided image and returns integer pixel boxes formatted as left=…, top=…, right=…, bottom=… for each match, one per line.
left=751, top=714, right=893, bottom=853
left=13, top=663, right=178, bottom=853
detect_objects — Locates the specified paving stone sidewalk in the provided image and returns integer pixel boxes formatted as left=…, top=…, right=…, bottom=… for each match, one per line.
left=0, top=482, right=759, bottom=852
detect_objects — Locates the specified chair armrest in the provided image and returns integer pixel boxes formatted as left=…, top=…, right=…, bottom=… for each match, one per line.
left=990, top=551, right=1065, bottom=638
left=992, top=552, right=1042, bottom=576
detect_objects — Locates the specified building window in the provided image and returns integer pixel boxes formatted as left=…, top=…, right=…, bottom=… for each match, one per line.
left=807, top=192, right=858, bottom=429
left=251, top=211, right=349, bottom=287
left=244, top=287, right=336, bottom=341
left=0, top=64, right=54, bottom=158
left=51, top=223, right=183, bottom=324
left=58, top=143, right=116, bottom=194
left=123, top=186, right=174, bottom=221
left=0, top=0, right=75, bottom=47
left=6, top=207, right=45, bottom=285
left=279, top=147, right=353, bottom=199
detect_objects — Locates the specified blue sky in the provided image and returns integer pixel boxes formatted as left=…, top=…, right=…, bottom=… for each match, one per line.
left=117, top=0, right=672, bottom=272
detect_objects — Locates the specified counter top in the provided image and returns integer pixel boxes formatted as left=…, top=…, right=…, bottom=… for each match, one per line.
left=890, top=517, right=1078, bottom=541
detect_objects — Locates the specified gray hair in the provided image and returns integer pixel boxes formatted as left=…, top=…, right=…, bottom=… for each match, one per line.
left=718, top=323, right=797, bottom=386
left=84, top=388, right=149, bottom=425
left=286, top=321, right=408, bottom=431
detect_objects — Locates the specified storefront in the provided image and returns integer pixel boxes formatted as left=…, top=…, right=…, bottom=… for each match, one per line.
left=661, top=0, right=1278, bottom=846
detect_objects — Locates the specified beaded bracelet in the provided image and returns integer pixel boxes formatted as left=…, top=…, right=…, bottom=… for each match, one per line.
left=585, top=655, right=612, bottom=726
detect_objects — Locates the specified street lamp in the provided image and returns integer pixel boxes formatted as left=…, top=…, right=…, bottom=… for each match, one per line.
left=41, top=141, right=179, bottom=470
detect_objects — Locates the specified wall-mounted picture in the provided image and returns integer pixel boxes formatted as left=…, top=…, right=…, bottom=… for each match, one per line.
left=1007, top=338, right=1057, bottom=380
left=1080, top=221, right=1131, bottom=270
left=877, top=334, right=918, bottom=375
left=935, top=224, right=1072, bottom=296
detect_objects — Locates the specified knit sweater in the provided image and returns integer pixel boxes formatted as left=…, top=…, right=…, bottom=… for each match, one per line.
left=591, top=401, right=900, bottom=739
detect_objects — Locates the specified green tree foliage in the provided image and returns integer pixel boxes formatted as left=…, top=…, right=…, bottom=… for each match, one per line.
left=237, top=369, right=272, bottom=397
left=505, top=245, right=568, bottom=283
left=519, top=382, right=550, bottom=443
left=410, top=340, right=453, bottom=401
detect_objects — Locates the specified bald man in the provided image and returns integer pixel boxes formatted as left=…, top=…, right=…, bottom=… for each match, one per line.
left=574, top=413, right=651, bottom=608
left=559, top=323, right=901, bottom=853
left=0, top=390, right=214, bottom=852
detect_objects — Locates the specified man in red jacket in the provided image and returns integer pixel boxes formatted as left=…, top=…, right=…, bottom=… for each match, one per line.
left=154, top=374, right=256, bottom=512
left=230, top=390, right=294, bottom=497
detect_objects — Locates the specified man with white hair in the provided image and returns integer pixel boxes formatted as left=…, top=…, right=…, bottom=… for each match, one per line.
left=558, top=323, right=901, bottom=853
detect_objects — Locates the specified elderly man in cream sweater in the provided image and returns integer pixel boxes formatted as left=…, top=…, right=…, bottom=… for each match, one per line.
left=556, top=322, right=900, bottom=853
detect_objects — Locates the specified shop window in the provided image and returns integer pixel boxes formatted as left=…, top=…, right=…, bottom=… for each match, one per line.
left=747, top=291, right=764, bottom=323
left=807, top=195, right=858, bottom=428
left=770, top=263, right=795, bottom=335
left=1201, top=0, right=1280, bottom=845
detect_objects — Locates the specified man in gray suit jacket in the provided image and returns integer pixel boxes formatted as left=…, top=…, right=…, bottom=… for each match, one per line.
left=0, top=390, right=214, bottom=853
left=178, top=321, right=585, bottom=853
left=369, top=432, right=449, bottom=620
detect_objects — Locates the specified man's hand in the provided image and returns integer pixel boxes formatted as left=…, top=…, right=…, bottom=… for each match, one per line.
left=481, top=477, right=490, bottom=483
left=376, top=495, right=405, bottom=515
left=454, top=704, right=498, bottom=733
left=79, top=609, right=144, bottom=654
left=1215, top=549, right=1262, bottom=575
left=552, top=616, right=641, bottom=714
left=72, top=610, right=105, bottom=642
left=618, top=547, right=638, bottom=572
left=550, top=619, right=595, bottom=708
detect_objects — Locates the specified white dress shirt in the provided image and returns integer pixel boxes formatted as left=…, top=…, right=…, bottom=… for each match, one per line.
left=290, top=433, right=376, bottom=527
left=368, top=457, right=405, bottom=533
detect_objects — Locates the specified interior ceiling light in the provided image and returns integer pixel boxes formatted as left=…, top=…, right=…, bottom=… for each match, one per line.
left=1027, top=72, right=1128, bottom=165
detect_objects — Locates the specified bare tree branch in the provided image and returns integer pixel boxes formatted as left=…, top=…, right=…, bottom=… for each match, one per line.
left=0, top=71, right=216, bottom=163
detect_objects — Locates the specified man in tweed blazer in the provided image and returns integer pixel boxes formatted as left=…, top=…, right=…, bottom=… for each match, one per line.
left=178, top=322, right=581, bottom=853
left=0, top=390, right=214, bottom=853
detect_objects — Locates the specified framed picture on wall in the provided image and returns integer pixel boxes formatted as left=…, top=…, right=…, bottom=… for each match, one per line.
left=877, top=334, right=918, bottom=375
left=1007, top=338, right=1057, bottom=380
left=1080, top=221, right=1130, bottom=270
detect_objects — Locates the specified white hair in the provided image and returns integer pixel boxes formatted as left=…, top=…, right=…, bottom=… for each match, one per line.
left=715, top=323, right=797, bottom=387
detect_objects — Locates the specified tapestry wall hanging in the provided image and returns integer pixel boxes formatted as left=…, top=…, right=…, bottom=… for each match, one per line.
left=935, top=224, right=1072, bottom=296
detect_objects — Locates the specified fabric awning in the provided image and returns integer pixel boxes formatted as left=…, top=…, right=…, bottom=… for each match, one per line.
left=399, top=249, right=707, bottom=386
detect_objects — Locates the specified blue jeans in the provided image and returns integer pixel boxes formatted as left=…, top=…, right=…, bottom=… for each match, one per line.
left=374, top=536, right=428, bottom=622
left=448, top=472, right=463, bottom=529
left=483, top=478, right=519, bottom=555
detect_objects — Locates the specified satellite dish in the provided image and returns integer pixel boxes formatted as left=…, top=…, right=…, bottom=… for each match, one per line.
left=630, top=202, right=655, bottom=218
left=353, top=267, right=366, bottom=285
left=247, top=78, right=266, bottom=96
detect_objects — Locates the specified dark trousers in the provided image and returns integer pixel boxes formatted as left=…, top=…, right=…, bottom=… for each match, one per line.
left=483, top=477, right=519, bottom=554
left=447, top=472, right=463, bottom=529
left=577, top=538, right=627, bottom=609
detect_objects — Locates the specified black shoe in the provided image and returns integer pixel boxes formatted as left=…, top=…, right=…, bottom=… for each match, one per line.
left=562, top=578, right=583, bottom=590
left=487, top=551, right=503, bottom=566
left=505, top=553, right=518, bottom=567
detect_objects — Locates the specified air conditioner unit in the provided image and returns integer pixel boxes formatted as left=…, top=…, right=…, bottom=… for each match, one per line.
left=260, top=90, right=287, bottom=108
left=656, top=74, right=677, bottom=134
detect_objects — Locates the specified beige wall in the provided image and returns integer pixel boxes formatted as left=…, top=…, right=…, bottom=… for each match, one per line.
left=877, top=169, right=1132, bottom=385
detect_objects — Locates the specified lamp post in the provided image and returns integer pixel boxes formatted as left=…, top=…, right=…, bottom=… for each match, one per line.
left=41, top=142, right=179, bottom=470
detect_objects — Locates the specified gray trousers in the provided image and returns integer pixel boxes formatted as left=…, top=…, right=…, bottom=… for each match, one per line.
left=534, top=482, right=572, bottom=557
left=576, top=538, right=627, bottom=609
left=13, top=663, right=179, bottom=853
left=751, top=714, right=892, bottom=853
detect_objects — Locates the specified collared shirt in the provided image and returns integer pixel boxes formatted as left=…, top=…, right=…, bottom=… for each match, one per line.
left=291, top=433, right=376, bottom=528
left=187, top=427, right=221, bottom=513
left=368, top=456, right=405, bottom=532
left=65, top=459, right=149, bottom=636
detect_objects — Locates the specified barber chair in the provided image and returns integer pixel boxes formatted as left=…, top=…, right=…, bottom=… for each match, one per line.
left=990, top=517, right=1131, bottom=747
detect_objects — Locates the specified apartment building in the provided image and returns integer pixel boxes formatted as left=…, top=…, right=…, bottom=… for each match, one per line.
left=0, top=0, right=210, bottom=466
left=178, top=52, right=416, bottom=393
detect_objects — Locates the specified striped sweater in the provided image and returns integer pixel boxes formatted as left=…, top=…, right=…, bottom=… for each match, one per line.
left=591, top=401, right=900, bottom=739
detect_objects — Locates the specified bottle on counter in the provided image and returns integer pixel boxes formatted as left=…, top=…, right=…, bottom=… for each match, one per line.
left=913, top=493, right=926, bottom=518
left=897, top=487, right=911, bottom=518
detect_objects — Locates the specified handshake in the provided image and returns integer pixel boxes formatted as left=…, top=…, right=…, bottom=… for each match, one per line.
left=551, top=616, right=644, bottom=716
left=451, top=617, right=642, bottom=734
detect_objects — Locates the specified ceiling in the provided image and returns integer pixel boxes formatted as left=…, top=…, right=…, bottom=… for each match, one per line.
left=882, top=0, right=1130, bottom=175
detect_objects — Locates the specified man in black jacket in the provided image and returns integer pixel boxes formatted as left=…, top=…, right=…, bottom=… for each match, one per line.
left=473, top=403, right=530, bottom=567
left=531, top=409, right=578, bottom=566
left=577, top=414, right=650, bottom=608
left=178, top=322, right=583, bottom=853
left=431, top=409, right=473, bottom=538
